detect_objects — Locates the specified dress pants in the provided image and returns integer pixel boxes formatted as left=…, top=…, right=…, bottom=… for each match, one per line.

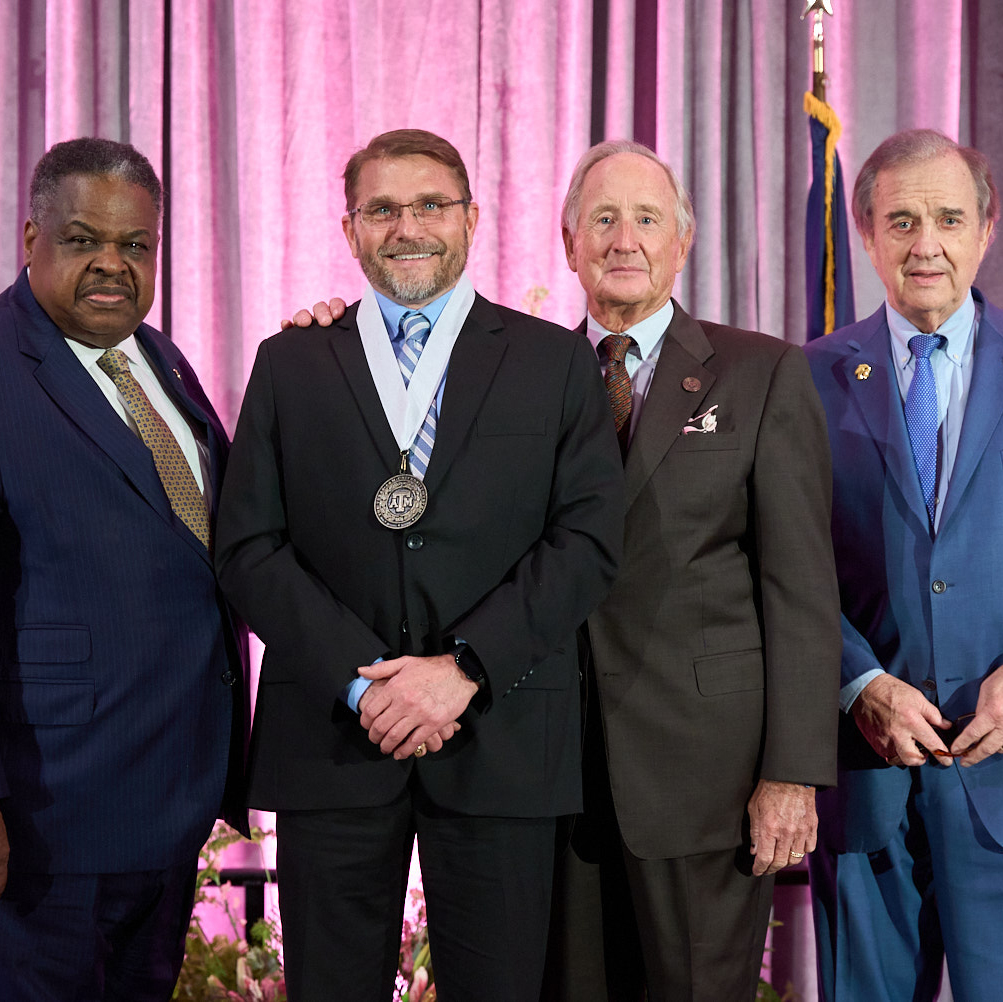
left=809, top=762, right=1003, bottom=1002
left=0, top=858, right=198, bottom=1002
left=543, top=677, right=773, bottom=1002
left=275, top=777, right=556, bottom=1002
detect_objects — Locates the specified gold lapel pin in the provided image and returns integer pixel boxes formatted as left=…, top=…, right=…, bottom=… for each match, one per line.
left=173, top=368, right=182, bottom=380
left=854, top=364, right=871, bottom=381
left=682, top=376, right=701, bottom=393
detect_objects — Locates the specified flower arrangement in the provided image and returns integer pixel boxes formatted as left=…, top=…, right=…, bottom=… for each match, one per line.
left=396, top=874, right=435, bottom=1001
left=176, top=826, right=796, bottom=1002
left=173, top=822, right=286, bottom=1002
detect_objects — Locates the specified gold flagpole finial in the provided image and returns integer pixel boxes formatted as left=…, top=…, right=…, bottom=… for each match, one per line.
left=801, top=1, right=834, bottom=102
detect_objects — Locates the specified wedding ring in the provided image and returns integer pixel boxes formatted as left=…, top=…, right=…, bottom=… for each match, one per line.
left=789, top=851, right=805, bottom=858
left=414, top=742, right=427, bottom=758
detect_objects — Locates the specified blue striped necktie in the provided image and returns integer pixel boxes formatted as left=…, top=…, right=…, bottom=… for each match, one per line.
left=395, top=311, right=436, bottom=478
left=904, top=333, right=945, bottom=526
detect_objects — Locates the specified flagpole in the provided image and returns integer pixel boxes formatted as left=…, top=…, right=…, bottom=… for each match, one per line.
left=802, top=0, right=854, bottom=339
left=801, top=0, right=833, bottom=102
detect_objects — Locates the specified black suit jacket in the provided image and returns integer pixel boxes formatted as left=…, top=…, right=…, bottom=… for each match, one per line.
left=216, top=293, right=623, bottom=818
left=586, top=302, right=841, bottom=859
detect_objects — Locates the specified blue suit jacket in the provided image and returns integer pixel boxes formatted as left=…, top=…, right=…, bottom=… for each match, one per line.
left=804, top=291, right=1003, bottom=853
left=0, top=269, right=247, bottom=874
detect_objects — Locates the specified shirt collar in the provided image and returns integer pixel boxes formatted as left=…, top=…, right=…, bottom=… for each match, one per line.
left=64, top=333, right=145, bottom=372
left=887, top=291, right=976, bottom=372
left=374, top=287, right=455, bottom=340
left=586, top=298, right=676, bottom=361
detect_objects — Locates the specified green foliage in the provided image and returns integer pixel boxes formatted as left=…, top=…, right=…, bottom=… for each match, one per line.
left=172, top=822, right=286, bottom=1002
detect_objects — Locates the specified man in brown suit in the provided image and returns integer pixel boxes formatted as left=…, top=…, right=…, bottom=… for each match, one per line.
left=541, top=140, right=841, bottom=1002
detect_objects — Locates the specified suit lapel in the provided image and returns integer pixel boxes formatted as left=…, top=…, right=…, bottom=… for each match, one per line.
left=23, top=323, right=179, bottom=536
left=328, top=306, right=404, bottom=470
left=838, top=311, right=929, bottom=531
left=939, top=303, right=1003, bottom=531
left=624, top=304, right=715, bottom=510
left=424, top=296, right=506, bottom=494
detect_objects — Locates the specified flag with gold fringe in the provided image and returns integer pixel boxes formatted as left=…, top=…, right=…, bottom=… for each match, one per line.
left=805, top=92, right=855, bottom=339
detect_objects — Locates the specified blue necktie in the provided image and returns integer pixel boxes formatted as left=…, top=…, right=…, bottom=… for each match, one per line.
left=904, top=333, right=945, bottom=525
left=395, top=311, right=436, bottom=478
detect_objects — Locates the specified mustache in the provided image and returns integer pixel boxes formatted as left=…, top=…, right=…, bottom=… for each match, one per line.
left=79, top=280, right=134, bottom=295
left=378, top=240, right=445, bottom=259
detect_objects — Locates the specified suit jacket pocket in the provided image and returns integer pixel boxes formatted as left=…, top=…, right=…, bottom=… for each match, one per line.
left=693, top=649, right=763, bottom=696
left=671, top=432, right=740, bottom=452
left=16, top=625, right=92, bottom=663
left=0, top=679, right=96, bottom=724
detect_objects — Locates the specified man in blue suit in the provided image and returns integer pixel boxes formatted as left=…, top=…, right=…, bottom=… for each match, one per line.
left=0, top=138, right=246, bottom=1001
left=805, top=129, right=1003, bottom=1002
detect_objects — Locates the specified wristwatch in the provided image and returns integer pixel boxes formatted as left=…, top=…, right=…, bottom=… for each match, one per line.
left=453, top=643, right=486, bottom=689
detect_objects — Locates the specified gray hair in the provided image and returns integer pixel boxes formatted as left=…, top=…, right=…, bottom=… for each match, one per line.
left=30, top=137, right=163, bottom=223
left=561, top=139, right=695, bottom=241
left=853, top=128, right=999, bottom=241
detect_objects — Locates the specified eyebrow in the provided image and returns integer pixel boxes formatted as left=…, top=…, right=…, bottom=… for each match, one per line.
left=591, top=202, right=664, bottom=216
left=365, top=191, right=454, bottom=203
left=885, top=206, right=968, bottom=222
left=63, top=219, right=154, bottom=240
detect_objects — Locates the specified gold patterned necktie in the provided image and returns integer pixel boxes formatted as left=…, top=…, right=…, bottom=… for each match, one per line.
left=96, top=348, right=210, bottom=547
left=600, top=333, right=636, bottom=460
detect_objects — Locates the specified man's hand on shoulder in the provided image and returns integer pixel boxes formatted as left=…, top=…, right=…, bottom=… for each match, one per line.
left=747, top=780, right=817, bottom=876
left=279, top=298, right=347, bottom=330
left=852, top=672, right=951, bottom=765
left=357, top=655, right=476, bottom=759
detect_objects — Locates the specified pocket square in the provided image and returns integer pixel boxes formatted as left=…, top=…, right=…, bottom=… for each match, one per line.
left=681, top=404, right=718, bottom=435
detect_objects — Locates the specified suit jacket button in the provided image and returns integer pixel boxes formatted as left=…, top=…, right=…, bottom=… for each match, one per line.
left=401, top=619, right=409, bottom=634
left=931, top=579, right=947, bottom=594
left=406, top=533, right=424, bottom=550
left=922, top=678, right=937, bottom=691
left=220, top=669, right=235, bottom=685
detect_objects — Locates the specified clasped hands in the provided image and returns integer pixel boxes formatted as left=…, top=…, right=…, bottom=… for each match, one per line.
left=853, top=669, right=1003, bottom=768
left=356, top=654, right=476, bottom=760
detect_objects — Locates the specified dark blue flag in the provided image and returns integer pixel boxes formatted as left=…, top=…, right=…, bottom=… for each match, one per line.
left=805, top=92, right=855, bottom=339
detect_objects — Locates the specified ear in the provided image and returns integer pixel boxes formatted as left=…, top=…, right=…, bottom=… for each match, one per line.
left=462, top=200, right=479, bottom=248
left=674, top=230, right=693, bottom=275
left=979, top=218, right=994, bottom=261
left=562, top=227, right=578, bottom=273
left=342, top=214, right=360, bottom=260
left=23, top=219, right=39, bottom=265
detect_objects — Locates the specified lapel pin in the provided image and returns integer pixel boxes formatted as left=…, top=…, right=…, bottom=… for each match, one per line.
left=854, top=364, right=871, bottom=381
left=173, top=368, right=182, bottom=380
left=682, top=376, right=701, bottom=393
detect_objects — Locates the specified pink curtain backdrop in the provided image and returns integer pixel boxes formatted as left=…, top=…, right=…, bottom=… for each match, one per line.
left=6, top=3, right=998, bottom=999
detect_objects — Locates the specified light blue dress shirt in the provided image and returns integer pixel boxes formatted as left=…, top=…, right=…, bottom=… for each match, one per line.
left=840, top=292, right=978, bottom=710
left=342, top=287, right=455, bottom=712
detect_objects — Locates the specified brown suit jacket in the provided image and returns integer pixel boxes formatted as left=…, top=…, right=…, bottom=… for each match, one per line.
left=586, top=302, right=841, bottom=860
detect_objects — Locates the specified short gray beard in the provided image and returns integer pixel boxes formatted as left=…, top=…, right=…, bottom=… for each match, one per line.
left=360, top=236, right=469, bottom=305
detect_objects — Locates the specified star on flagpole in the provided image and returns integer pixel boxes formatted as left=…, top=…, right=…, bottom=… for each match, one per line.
left=801, top=0, right=834, bottom=17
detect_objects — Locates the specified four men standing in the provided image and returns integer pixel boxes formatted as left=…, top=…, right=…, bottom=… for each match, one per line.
left=3, top=121, right=998, bottom=1002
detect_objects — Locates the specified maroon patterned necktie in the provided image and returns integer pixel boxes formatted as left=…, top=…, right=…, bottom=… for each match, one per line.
left=600, top=333, right=636, bottom=460
left=97, top=348, right=210, bottom=547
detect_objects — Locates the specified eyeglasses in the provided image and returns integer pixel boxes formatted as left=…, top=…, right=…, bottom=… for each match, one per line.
left=348, top=198, right=470, bottom=227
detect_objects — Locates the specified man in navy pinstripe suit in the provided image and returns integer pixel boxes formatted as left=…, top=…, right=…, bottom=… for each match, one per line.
left=0, top=138, right=246, bottom=1002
